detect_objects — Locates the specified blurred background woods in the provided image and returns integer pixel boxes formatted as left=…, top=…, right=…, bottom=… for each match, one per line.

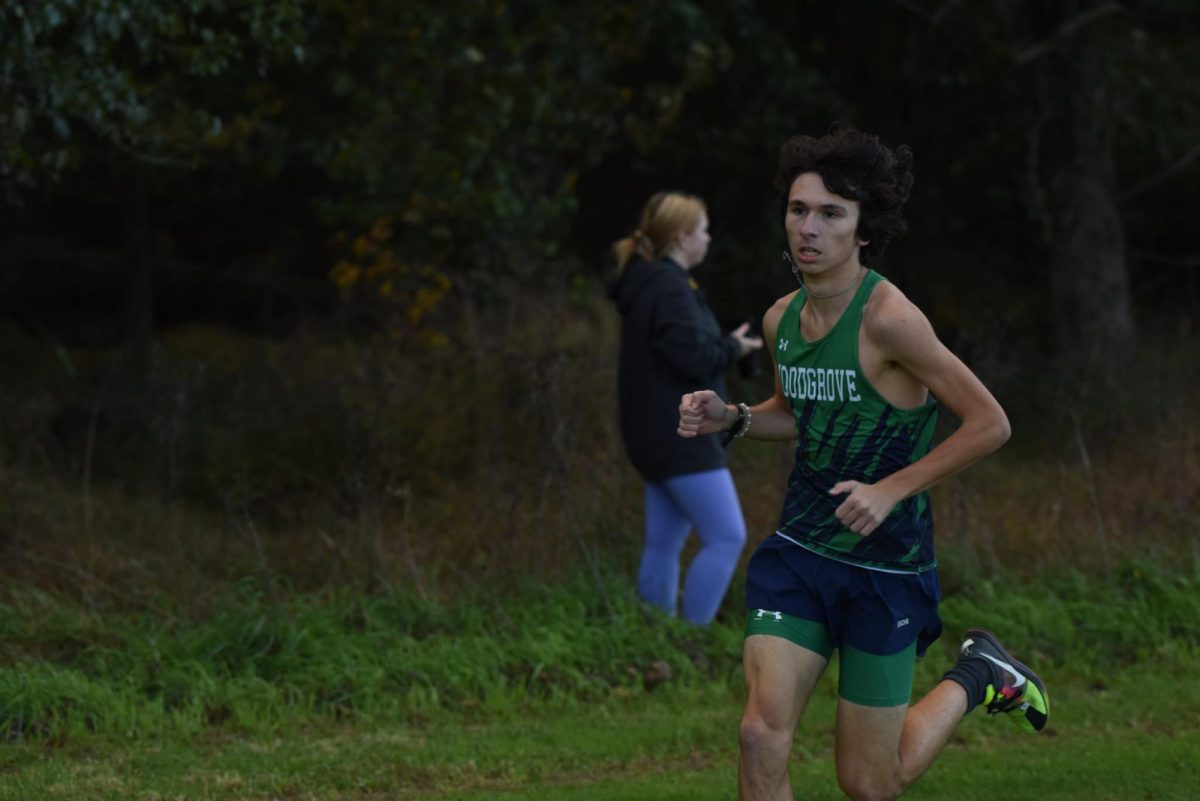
left=1, top=0, right=1197, bottom=605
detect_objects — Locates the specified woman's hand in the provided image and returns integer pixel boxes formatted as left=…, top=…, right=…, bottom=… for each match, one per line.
left=730, top=322, right=764, bottom=357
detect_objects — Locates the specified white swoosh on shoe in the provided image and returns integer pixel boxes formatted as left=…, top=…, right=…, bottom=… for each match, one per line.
left=978, top=651, right=1027, bottom=690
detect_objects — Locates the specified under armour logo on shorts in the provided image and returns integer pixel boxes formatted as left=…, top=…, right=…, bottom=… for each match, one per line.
left=756, top=609, right=783, bottom=621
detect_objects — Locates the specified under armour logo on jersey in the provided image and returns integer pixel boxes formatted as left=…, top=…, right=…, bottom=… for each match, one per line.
left=897, top=617, right=910, bottom=629
left=779, top=340, right=789, bottom=352
left=756, top=609, right=782, bottom=621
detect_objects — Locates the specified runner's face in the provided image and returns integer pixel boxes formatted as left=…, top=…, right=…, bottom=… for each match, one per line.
left=785, top=172, right=865, bottom=277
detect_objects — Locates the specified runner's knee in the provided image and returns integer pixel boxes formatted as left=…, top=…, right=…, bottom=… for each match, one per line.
left=837, top=770, right=902, bottom=801
left=738, top=706, right=790, bottom=757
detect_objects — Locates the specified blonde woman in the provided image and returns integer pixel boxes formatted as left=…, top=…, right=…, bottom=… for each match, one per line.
left=608, top=191, right=763, bottom=625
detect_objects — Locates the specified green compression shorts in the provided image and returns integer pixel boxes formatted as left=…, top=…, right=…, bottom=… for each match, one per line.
left=745, top=609, right=917, bottom=707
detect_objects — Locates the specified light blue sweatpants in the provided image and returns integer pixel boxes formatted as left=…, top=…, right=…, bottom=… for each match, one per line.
left=637, top=468, right=747, bottom=625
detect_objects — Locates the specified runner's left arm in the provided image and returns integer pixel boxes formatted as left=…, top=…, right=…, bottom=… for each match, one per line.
left=830, top=293, right=1010, bottom=535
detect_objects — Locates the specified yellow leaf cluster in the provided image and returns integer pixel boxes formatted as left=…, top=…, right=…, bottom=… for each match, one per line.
left=330, top=259, right=361, bottom=288
left=329, top=218, right=454, bottom=347
left=406, top=266, right=451, bottom=327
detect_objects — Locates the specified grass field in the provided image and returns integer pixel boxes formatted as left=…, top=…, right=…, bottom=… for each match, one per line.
left=2, top=656, right=1198, bottom=800
left=2, top=564, right=1198, bottom=800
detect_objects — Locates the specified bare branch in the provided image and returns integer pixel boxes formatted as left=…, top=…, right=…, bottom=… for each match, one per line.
left=1121, top=142, right=1200, bottom=198
left=884, top=0, right=1017, bottom=59
left=931, top=0, right=965, bottom=24
left=1128, top=249, right=1200, bottom=267
left=1027, top=108, right=1053, bottom=243
left=887, top=0, right=938, bottom=24
left=885, top=0, right=975, bottom=26
left=1014, top=1, right=1122, bottom=65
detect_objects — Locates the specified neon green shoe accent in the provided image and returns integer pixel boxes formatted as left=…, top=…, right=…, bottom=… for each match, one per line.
left=1016, top=680, right=1050, bottom=735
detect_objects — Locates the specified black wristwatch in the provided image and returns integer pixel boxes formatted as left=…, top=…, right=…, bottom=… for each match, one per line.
left=721, top=402, right=751, bottom=447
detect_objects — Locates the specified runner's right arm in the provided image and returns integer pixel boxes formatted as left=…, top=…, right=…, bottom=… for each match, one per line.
left=678, top=294, right=797, bottom=442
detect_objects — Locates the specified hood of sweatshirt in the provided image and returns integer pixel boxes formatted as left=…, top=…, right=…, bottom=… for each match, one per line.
left=607, top=257, right=685, bottom=316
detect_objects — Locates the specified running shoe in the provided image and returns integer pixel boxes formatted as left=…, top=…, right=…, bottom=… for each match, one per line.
left=960, top=628, right=1049, bottom=734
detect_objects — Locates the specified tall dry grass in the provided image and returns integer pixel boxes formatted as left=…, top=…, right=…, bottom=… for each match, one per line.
left=0, top=283, right=1196, bottom=612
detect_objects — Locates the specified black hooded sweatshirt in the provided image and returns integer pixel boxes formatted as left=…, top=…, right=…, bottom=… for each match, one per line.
left=608, top=256, right=742, bottom=483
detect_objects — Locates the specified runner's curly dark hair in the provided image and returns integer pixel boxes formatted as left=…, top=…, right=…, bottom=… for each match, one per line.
left=775, top=128, right=914, bottom=265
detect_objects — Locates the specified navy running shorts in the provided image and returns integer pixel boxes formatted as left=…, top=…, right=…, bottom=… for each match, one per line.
left=745, top=533, right=943, bottom=659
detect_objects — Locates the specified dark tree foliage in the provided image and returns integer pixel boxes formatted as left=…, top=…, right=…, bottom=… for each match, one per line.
left=0, top=0, right=1196, bottom=361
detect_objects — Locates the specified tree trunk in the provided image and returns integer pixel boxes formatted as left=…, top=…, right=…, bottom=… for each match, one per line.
left=126, top=170, right=155, bottom=371
left=1038, top=26, right=1135, bottom=365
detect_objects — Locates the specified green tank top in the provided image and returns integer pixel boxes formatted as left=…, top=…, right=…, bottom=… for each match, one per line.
left=774, top=269, right=939, bottom=573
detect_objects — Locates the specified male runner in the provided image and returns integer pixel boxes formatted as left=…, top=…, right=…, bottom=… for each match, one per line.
left=678, top=128, right=1049, bottom=800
